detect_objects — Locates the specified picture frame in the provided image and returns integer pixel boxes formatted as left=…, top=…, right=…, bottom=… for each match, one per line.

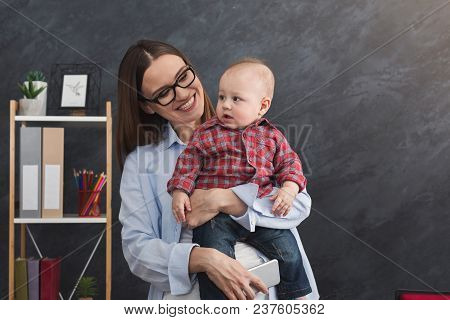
left=48, top=63, right=101, bottom=116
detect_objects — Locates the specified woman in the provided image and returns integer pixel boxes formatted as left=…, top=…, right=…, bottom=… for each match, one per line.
left=117, top=39, right=319, bottom=300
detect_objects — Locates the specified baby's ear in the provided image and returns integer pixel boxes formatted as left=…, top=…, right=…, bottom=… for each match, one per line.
left=259, top=97, right=271, bottom=117
left=139, top=101, right=156, bottom=114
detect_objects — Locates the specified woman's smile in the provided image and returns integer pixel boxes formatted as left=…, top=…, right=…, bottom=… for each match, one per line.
left=175, top=93, right=196, bottom=112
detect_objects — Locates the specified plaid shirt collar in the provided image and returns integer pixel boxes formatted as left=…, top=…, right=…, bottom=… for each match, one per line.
left=204, top=116, right=272, bottom=130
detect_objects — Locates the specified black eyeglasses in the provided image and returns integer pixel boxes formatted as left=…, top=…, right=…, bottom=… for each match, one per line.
left=139, top=65, right=196, bottom=106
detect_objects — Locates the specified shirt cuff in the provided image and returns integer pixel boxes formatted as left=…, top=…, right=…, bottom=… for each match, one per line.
left=231, top=207, right=257, bottom=232
left=167, top=184, right=194, bottom=197
left=229, top=183, right=259, bottom=232
left=167, top=243, right=199, bottom=295
left=279, top=174, right=307, bottom=192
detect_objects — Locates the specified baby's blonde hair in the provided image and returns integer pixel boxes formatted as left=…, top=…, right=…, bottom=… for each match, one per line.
left=223, top=57, right=275, bottom=99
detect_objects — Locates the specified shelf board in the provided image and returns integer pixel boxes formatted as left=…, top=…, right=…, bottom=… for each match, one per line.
left=14, top=213, right=107, bottom=224
left=15, top=115, right=107, bottom=122
left=15, top=115, right=107, bottom=127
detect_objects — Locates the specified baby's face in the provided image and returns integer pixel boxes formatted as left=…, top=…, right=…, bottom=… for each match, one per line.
left=216, top=67, right=266, bottom=129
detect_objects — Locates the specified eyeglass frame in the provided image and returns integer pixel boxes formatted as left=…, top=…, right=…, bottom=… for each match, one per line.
left=138, top=65, right=196, bottom=106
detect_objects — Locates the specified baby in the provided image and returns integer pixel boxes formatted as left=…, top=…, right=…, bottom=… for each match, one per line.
left=167, top=58, right=311, bottom=299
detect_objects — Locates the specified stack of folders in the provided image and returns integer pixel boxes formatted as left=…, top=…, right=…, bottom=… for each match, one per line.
left=14, top=257, right=61, bottom=300
left=20, top=127, right=64, bottom=219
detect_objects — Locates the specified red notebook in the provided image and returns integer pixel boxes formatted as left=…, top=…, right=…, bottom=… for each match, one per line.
left=40, top=257, right=61, bottom=300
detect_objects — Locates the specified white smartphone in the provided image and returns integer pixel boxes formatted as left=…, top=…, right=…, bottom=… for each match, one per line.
left=248, top=259, right=280, bottom=289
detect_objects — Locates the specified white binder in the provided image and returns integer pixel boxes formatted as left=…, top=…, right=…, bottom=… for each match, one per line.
left=20, top=127, right=42, bottom=218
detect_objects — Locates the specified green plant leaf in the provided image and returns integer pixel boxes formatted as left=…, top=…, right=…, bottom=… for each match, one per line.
left=75, top=276, right=98, bottom=298
left=33, top=85, right=46, bottom=97
left=18, top=82, right=32, bottom=98
left=20, top=72, right=47, bottom=98
left=26, top=70, right=46, bottom=82
left=18, top=83, right=26, bottom=95
left=37, top=71, right=46, bottom=82
left=28, top=80, right=36, bottom=97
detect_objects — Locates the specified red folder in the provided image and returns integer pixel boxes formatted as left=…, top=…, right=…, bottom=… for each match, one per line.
left=40, top=257, right=61, bottom=300
left=396, top=289, right=450, bottom=300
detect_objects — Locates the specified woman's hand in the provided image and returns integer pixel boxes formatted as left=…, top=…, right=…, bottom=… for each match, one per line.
left=189, top=247, right=268, bottom=300
left=186, top=188, right=248, bottom=229
left=206, top=249, right=268, bottom=299
left=185, top=189, right=221, bottom=229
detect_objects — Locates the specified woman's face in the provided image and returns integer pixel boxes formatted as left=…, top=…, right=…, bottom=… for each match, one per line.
left=140, top=54, right=205, bottom=127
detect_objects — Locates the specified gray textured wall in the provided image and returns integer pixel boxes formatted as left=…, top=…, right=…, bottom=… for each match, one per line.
left=1, top=0, right=449, bottom=300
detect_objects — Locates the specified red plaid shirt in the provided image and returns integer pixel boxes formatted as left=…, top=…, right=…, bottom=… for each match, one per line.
left=167, top=116, right=307, bottom=198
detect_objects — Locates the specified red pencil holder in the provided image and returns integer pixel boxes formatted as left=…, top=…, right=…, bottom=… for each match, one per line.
left=78, top=190, right=102, bottom=217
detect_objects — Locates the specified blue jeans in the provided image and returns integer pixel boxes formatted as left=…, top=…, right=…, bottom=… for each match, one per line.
left=193, top=213, right=312, bottom=299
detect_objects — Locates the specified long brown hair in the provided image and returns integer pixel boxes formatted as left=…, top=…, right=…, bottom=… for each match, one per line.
left=116, top=40, right=215, bottom=171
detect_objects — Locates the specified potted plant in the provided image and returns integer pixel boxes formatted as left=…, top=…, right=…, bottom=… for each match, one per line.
left=18, top=70, right=48, bottom=116
left=75, top=276, right=98, bottom=300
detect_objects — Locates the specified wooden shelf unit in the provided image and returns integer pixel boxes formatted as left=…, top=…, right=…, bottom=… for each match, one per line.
left=8, top=100, right=112, bottom=300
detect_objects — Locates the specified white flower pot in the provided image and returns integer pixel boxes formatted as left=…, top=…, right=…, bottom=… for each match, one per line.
left=19, top=98, right=46, bottom=116
left=19, top=81, right=47, bottom=116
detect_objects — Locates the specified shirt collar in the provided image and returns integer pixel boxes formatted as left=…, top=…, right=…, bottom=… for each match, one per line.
left=203, top=116, right=271, bottom=130
left=202, top=116, right=221, bottom=129
left=163, top=122, right=186, bottom=150
left=252, top=117, right=270, bottom=127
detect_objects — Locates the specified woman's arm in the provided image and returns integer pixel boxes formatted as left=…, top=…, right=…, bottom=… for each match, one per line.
left=228, top=183, right=312, bottom=232
left=186, top=183, right=312, bottom=231
left=184, top=188, right=246, bottom=229
left=119, top=151, right=197, bottom=295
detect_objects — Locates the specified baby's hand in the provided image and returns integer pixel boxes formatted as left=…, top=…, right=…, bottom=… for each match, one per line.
left=172, top=190, right=191, bottom=223
left=269, top=181, right=300, bottom=216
